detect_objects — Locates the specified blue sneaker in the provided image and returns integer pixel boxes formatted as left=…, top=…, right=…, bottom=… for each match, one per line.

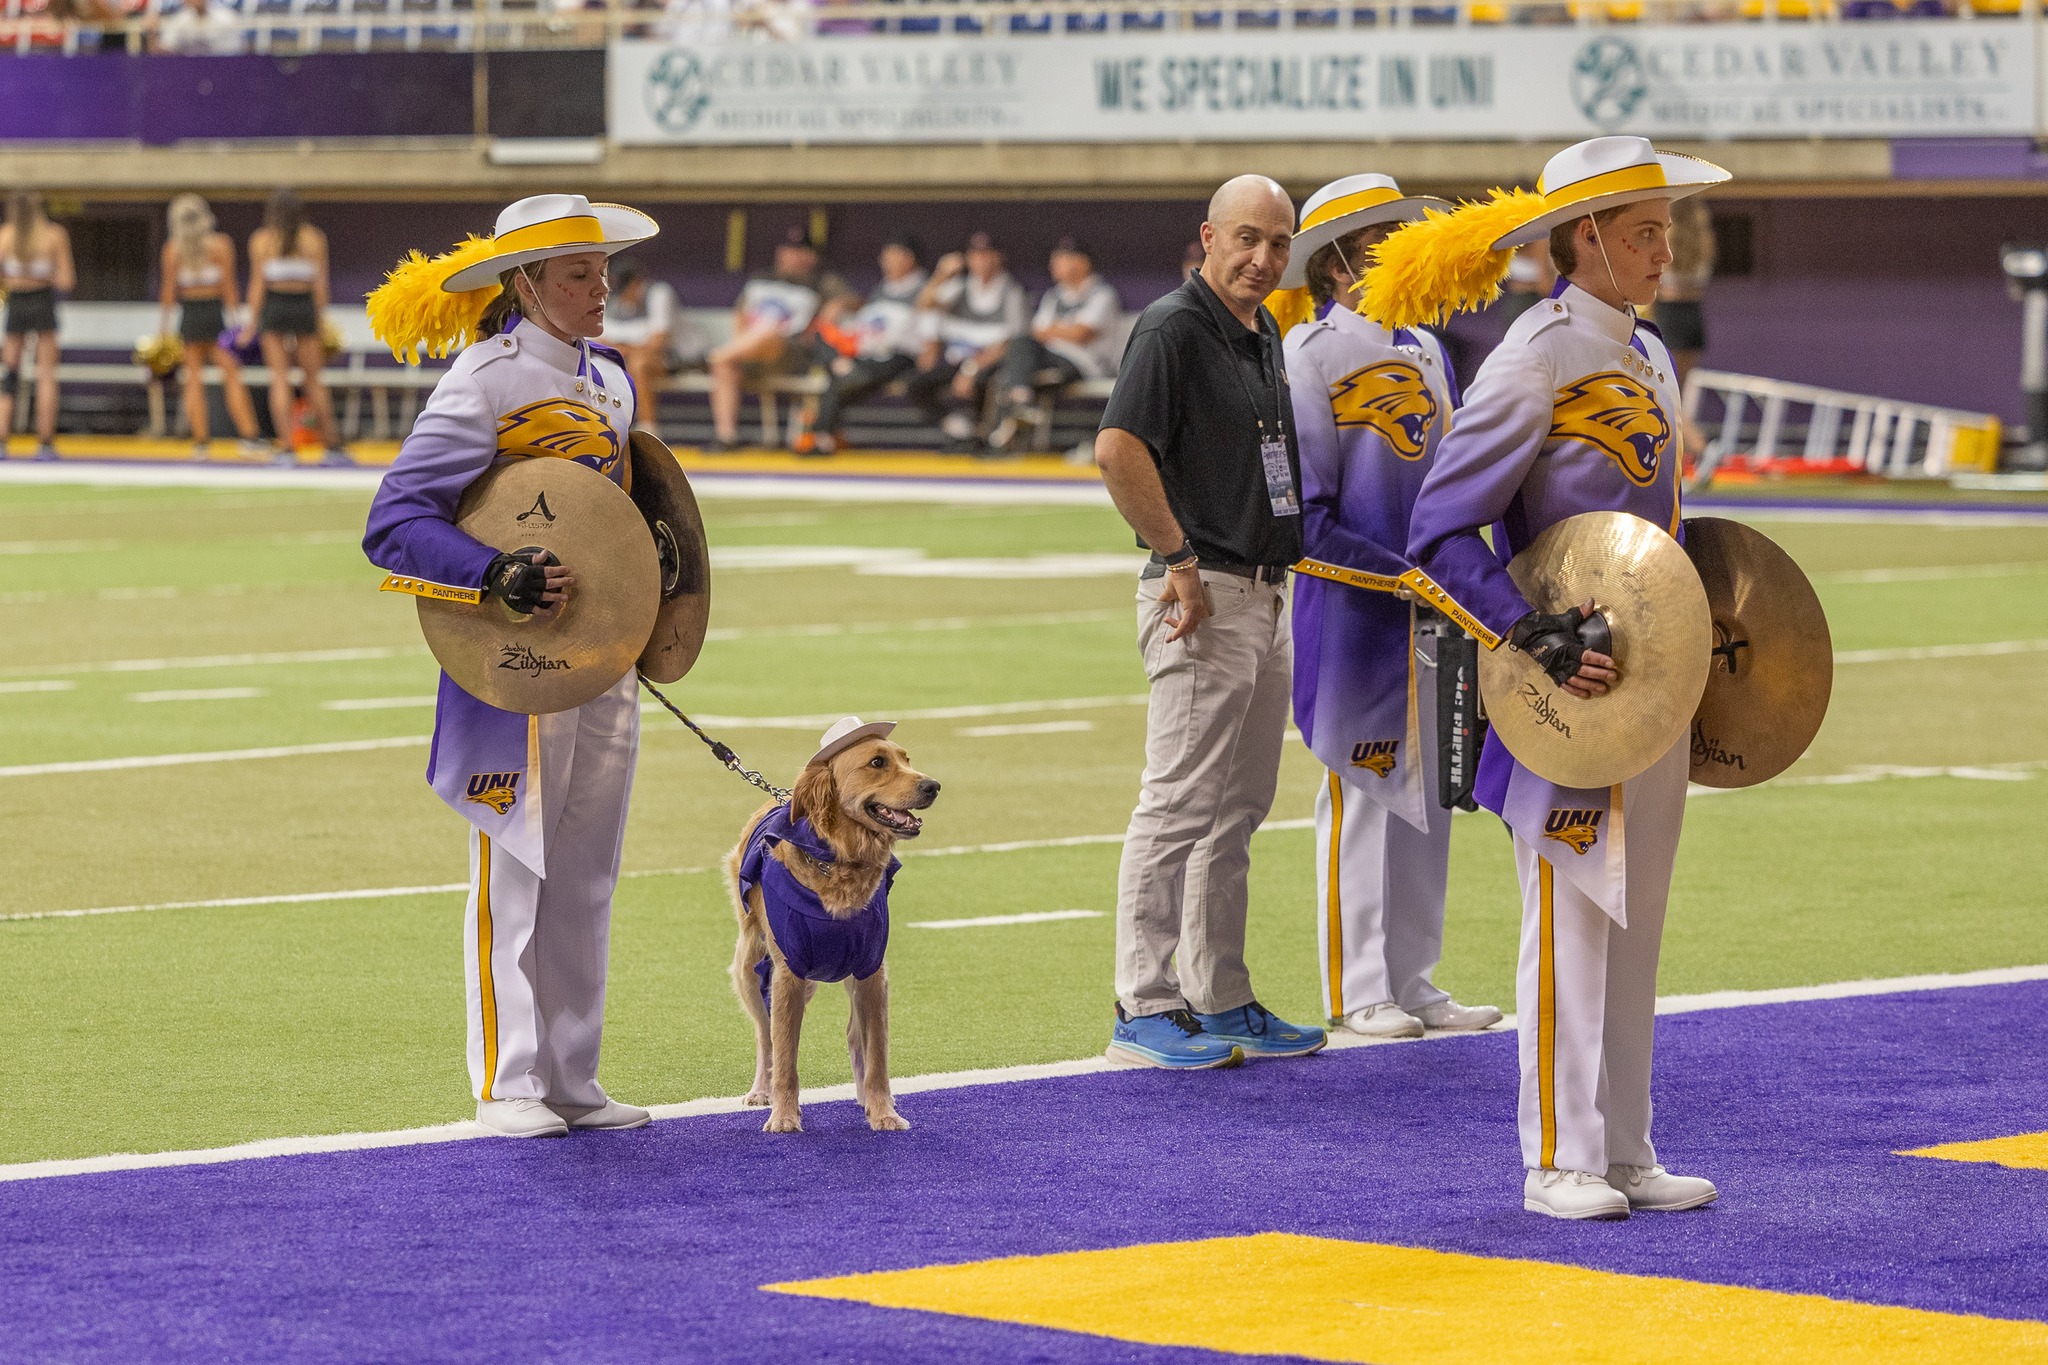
left=1108, top=1005, right=1245, bottom=1070
left=1192, top=1001, right=1327, bottom=1059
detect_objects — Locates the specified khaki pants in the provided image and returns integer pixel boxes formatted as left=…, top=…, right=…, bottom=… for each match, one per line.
left=1115, top=569, right=1292, bottom=1017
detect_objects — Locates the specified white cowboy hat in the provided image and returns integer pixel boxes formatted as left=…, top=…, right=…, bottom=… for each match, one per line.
left=441, top=193, right=659, bottom=293
left=1279, top=174, right=1451, bottom=289
left=1491, top=136, right=1729, bottom=250
left=809, top=716, right=898, bottom=768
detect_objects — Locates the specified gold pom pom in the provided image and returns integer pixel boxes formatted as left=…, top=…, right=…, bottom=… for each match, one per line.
left=1358, top=188, right=1546, bottom=331
left=133, top=333, right=186, bottom=377
left=365, top=236, right=503, bottom=363
left=1262, top=286, right=1319, bottom=341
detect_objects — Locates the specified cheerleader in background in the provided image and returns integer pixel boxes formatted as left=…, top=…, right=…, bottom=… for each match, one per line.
left=0, top=191, right=74, bottom=461
left=245, top=189, right=347, bottom=466
left=158, top=194, right=264, bottom=461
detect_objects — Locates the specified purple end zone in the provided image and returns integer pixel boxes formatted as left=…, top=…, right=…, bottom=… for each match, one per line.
left=3, top=983, right=2046, bottom=1362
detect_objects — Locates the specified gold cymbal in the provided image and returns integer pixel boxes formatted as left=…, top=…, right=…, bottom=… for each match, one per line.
left=1683, top=517, right=1833, bottom=788
left=627, top=430, right=712, bottom=684
left=1478, top=511, right=1711, bottom=790
left=418, top=458, right=659, bottom=714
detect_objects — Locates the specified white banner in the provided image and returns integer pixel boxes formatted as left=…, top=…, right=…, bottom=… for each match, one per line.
left=610, top=22, right=2035, bottom=145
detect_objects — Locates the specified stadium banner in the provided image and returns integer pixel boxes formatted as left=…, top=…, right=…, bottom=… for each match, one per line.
left=610, top=23, right=2035, bottom=145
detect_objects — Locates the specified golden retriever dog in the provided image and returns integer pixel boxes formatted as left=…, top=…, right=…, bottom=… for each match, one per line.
left=724, top=719, right=938, bottom=1134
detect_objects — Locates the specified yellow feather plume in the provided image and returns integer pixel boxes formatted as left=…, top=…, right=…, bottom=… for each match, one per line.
left=1358, top=188, right=1546, bottom=331
left=1262, top=286, right=1319, bottom=341
left=365, top=235, right=504, bottom=364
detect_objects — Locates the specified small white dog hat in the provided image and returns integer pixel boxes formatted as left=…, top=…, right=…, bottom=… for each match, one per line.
left=809, top=716, right=897, bottom=768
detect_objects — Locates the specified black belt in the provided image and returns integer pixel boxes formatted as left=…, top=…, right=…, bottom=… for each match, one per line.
left=1142, top=556, right=1290, bottom=585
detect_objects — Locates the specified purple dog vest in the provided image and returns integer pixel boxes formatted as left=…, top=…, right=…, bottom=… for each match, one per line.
left=738, top=803, right=896, bottom=1010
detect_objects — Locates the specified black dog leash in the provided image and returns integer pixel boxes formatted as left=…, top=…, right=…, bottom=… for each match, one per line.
left=637, top=674, right=792, bottom=803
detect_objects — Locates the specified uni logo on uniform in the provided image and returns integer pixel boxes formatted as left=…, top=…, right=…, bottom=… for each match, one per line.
left=1350, top=739, right=1400, bottom=778
left=466, top=771, right=521, bottom=815
left=495, top=398, right=622, bottom=477
left=1329, top=361, right=1437, bottom=460
left=1549, top=371, right=1669, bottom=486
left=1543, top=807, right=1603, bottom=855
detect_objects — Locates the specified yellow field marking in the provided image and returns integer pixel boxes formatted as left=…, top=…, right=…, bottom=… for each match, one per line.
left=1901, top=1131, right=2048, bottom=1172
left=768, top=1233, right=2048, bottom=1363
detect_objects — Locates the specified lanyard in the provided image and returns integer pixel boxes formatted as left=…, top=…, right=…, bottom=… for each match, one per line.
left=1206, top=308, right=1286, bottom=446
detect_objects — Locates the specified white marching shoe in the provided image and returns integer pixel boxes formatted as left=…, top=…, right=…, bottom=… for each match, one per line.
left=1412, top=999, right=1504, bottom=1031
left=1336, top=1002, right=1425, bottom=1038
left=551, top=1097, right=652, bottom=1131
left=1524, top=1168, right=1631, bottom=1220
left=476, top=1098, right=569, bottom=1139
left=1606, top=1164, right=1719, bottom=1211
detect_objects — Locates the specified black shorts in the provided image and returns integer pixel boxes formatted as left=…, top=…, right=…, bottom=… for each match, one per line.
left=179, top=297, right=227, bottom=344
left=3, top=287, right=57, bottom=336
left=1656, top=299, right=1706, bottom=353
left=259, top=291, right=320, bottom=338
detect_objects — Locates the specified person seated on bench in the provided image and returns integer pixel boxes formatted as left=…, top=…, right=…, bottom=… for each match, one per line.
left=798, top=234, right=928, bottom=458
left=907, top=230, right=1026, bottom=454
left=985, top=236, right=1121, bottom=455
left=706, top=227, right=847, bottom=452
left=600, top=257, right=681, bottom=436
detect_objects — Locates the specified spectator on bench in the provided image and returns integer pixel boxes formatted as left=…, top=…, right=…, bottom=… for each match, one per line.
left=986, top=236, right=1121, bottom=454
left=908, top=231, right=1026, bottom=454
left=707, top=226, right=848, bottom=452
left=799, top=234, right=928, bottom=457
left=600, top=256, right=681, bottom=435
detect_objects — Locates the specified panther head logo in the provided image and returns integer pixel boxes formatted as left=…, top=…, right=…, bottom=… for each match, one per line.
left=1350, top=739, right=1399, bottom=779
left=1550, top=372, right=1669, bottom=486
left=465, top=771, right=520, bottom=816
left=1542, top=807, right=1603, bottom=856
left=1330, top=361, right=1438, bottom=461
left=496, top=399, right=622, bottom=478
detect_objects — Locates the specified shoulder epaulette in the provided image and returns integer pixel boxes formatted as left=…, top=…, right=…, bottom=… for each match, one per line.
left=470, top=332, right=520, bottom=368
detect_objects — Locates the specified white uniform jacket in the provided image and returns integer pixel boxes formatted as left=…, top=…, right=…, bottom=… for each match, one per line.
left=361, top=317, right=637, bottom=878
left=1286, top=306, right=1459, bottom=833
left=1405, top=282, right=1685, bottom=924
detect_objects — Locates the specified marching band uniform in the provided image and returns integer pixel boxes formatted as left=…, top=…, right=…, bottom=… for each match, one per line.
left=1281, top=175, right=1499, bottom=1039
left=361, top=195, right=659, bottom=1139
left=1382, top=138, right=1729, bottom=1217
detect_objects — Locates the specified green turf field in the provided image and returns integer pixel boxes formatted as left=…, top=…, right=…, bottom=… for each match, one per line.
left=3, top=479, right=2047, bottom=1166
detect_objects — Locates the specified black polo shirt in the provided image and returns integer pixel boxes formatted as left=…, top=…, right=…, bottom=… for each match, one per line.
left=1098, top=271, right=1302, bottom=568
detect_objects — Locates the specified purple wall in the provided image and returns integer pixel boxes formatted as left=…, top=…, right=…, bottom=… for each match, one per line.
left=127, top=192, right=2039, bottom=423
left=0, top=53, right=474, bottom=143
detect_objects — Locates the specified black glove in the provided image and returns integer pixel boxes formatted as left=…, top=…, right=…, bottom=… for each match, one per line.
left=1509, top=606, right=1611, bottom=687
left=483, top=547, right=559, bottom=614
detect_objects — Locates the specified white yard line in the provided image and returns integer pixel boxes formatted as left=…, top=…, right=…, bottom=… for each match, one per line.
left=1835, top=638, right=2048, bottom=665
left=0, top=538, right=121, bottom=555
left=1687, top=759, right=2048, bottom=797
left=702, top=608, right=1119, bottom=644
left=129, top=687, right=266, bottom=704
left=1816, top=562, right=2048, bottom=584
left=7, top=882, right=470, bottom=923
left=908, top=909, right=1105, bottom=930
left=4, top=961, right=2044, bottom=1186
left=321, top=696, right=436, bottom=711
left=0, top=679, right=74, bottom=694
left=957, top=720, right=1096, bottom=738
left=658, top=695, right=1151, bottom=729
left=0, top=645, right=418, bottom=679
left=0, top=735, right=428, bottom=780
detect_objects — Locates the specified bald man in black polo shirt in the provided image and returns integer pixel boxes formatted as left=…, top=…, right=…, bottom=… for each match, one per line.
left=1095, top=175, right=1328, bottom=1070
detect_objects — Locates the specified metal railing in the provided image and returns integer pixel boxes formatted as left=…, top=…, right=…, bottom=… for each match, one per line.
left=1685, top=370, right=2005, bottom=483
left=4, top=0, right=2033, bottom=57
